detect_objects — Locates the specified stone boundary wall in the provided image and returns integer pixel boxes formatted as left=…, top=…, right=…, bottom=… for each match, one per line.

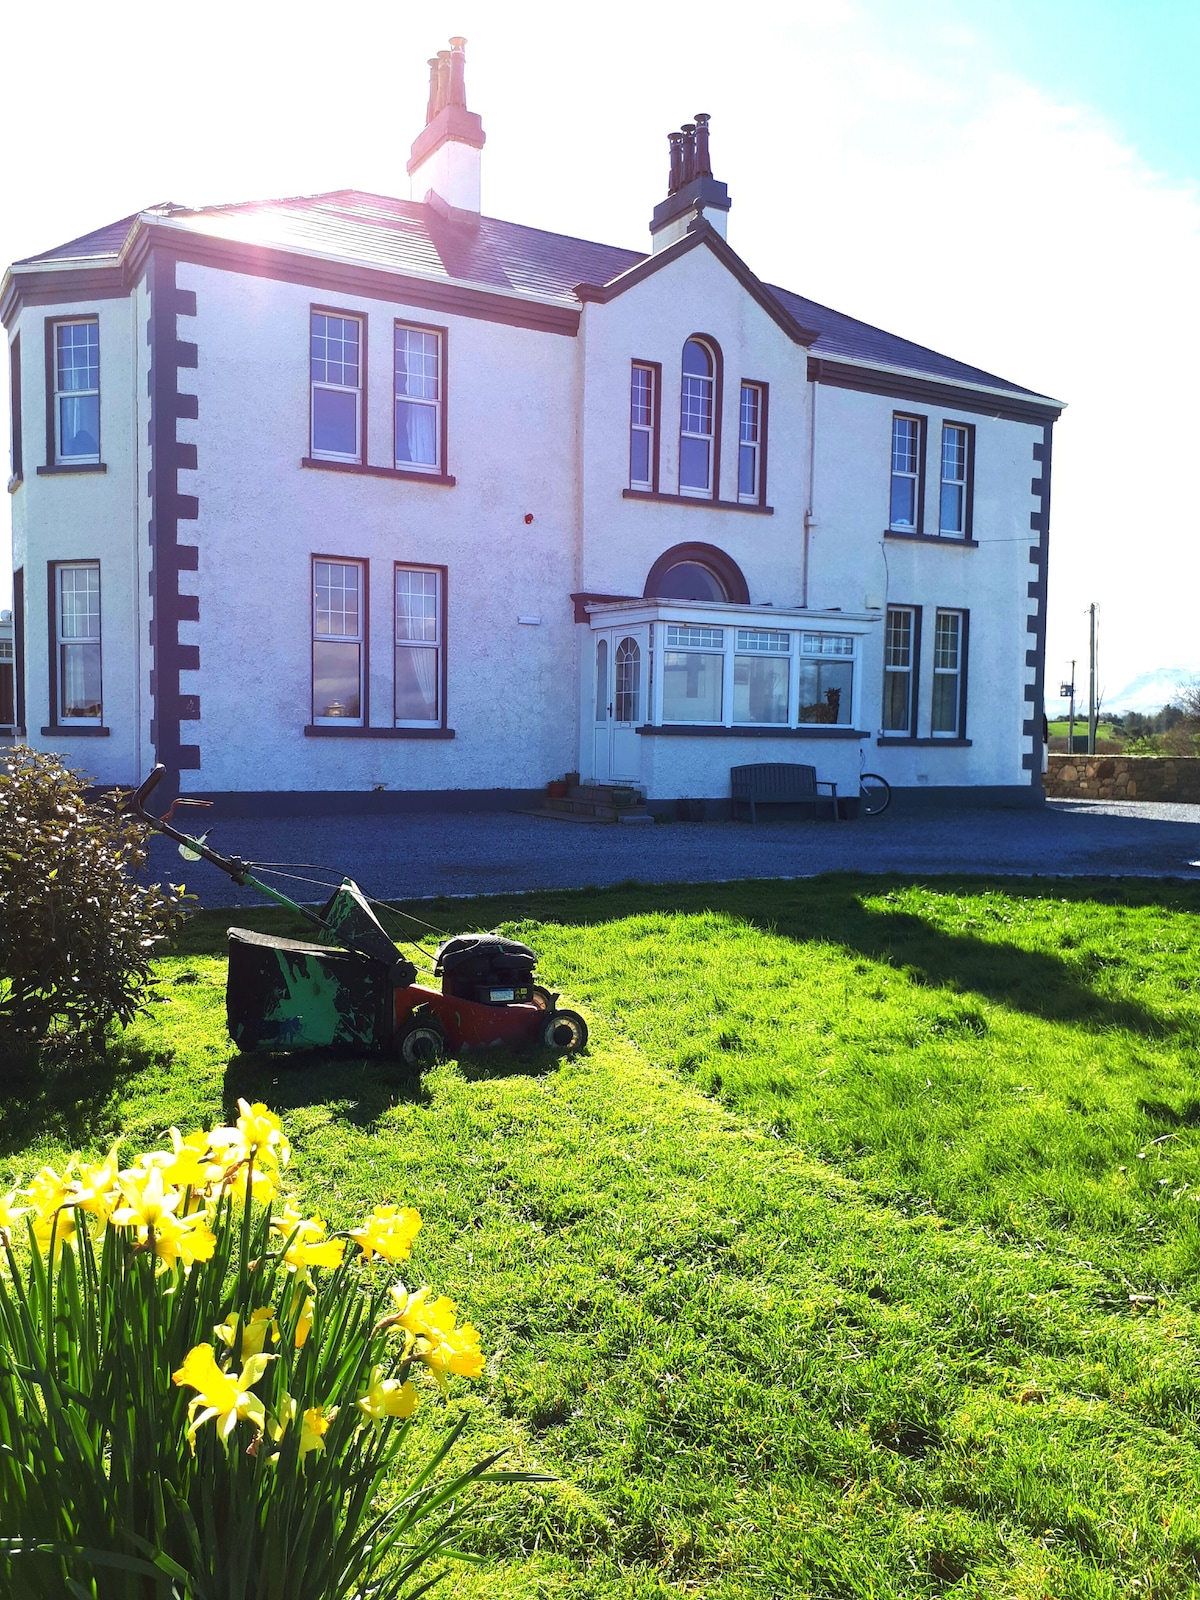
left=1045, top=754, right=1200, bottom=802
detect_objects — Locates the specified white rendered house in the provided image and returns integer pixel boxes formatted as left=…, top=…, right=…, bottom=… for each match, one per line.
left=2, top=40, right=1062, bottom=814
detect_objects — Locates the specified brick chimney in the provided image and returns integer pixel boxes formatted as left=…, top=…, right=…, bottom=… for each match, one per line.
left=649, top=113, right=731, bottom=253
left=408, top=37, right=485, bottom=218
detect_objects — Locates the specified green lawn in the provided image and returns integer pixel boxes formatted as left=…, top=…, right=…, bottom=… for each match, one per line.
left=6, top=876, right=1200, bottom=1598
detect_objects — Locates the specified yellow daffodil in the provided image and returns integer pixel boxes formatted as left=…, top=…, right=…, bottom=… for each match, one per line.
left=68, top=1145, right=122, bottom=1222
left=110, top=1166, right=216, bottom=1268
left=357, top=1365, right=419, bottom=1421
left=210, top=1100, right=290, bottom=1175
left=293, top=1294, right=315, bottom=1349
left=172, top=1343, right=275, bottom=1450
left=272, top=1201, right=345, bottom=1273
left=144, top=1128, right=218, bottom=1194
left=387, top=1284, right=485, bottom=1387
left=215, top=1306, right=277, bottom=1359
left=0, top=1190, right=30, bottom=1236
left=26, top=1167, right=77, bottom=1258
left=26, top=1163, right=73, bottom=1217
left=270, top=1395, right=337, bottom=1459
left=350, top=1204, right=422, bottom=1264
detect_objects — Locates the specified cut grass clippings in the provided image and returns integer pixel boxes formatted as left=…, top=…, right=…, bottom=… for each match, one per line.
left=4, top=874, right=1200, bottom=1598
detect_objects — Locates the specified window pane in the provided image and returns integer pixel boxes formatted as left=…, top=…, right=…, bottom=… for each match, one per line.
left=736, top=629, right=789, bottom=652
left=940, top=481, right=964, bottom=534
left=313, top=640, right=360, bottom=719
left=310, top=314, right=359, bottom=386
left=314, top=561, right=360, bottom=637
left=798, top=661, right=852, bottom=724
left=595, top=638, right=608, bottom=722
left=60, top=395, right=99, bottom=458
left=734, top=656, right=788, bottom=723
left=60, top=566, right=100, bottom=638
left=614, top=638, right=641, bottom=722
left=934, top=611, right=960, bottom=669
left=313, top=388, right=358, bottom=457
left=395, top=645, right=439, bottom=721
left=630, top=429, right=651, bottom=485
left=631, top=367, right=653, bottom=425
left=800, top=633, right=854, bottom=656
left=942, top=425, right=966, bottom=479
left=932, top=673, right=959, bottom=733
left=57, top=323, right=98, bottom=392
left=682, top=340, right=712, bottom=377
left=679, top=434, right=711, bottom=491
left=395, top=328, right=438, bottom=399
left=738, top=442, right=756, bottom=499
left=740, top=384, right=759, bottom=443
left=395, top=568, right=438, bottom=641
left=665, top=624, right=723, bottom=648
left=890, top=474, right=916, bottom=529
left=395, top=400, right=438, bottom=466
left=882, top=671, right=911, bottom=731
left=885, top=610, right=912, bottom=668
left=657, top=564, right=725, bottom=602
left=681, top=377, right=712, bottom=435
left=663, top=651, right=723, bottom=721
left=60, top=642, right=101, bottom=718
left=891, top=417, right=918, bottom=473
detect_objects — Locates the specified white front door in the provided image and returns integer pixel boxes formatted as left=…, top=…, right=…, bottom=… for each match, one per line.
left=591, top=627, right=647, bottom=783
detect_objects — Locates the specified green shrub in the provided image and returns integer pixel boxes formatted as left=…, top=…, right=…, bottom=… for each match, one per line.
left=0, top=745, right=184, bottom=1051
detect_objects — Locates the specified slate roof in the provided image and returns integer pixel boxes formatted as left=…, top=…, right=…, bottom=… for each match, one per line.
left=12, top=190, right=1048, bottom=399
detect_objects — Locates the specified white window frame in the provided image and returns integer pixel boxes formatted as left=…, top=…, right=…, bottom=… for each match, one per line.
left=55, top=560, right=102, bottom=724
left=737, top=382, right=762, bottom=504
left=931, top=608, right=966, bottom=737
left=733, top=626, right=789, bottom=726
left=629, top=362, right=656, bottom=490
left=312, top=558, right=365, bottom=726
left=54, top=318, right=100, bottom=465
left=882, top=606, right=917, bottom=734
left=310, top=311, right=363, bottom=464
left=394, top=564, right=443, bottom=727
left=678, top=339, right=715, bottom=499
left=649, top=620, right=857, bottom=730
left=394, top=324, right=442, bottom=474
left=889, top=413, right=923, bottom=533
left=939, top=422, right=970, bottom=537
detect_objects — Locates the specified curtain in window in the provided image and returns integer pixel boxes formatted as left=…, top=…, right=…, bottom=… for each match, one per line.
left=396, top=401, right=438, bottom=467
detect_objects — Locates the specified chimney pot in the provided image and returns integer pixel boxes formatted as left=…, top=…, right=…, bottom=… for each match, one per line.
left=667, top=130, right=685, bottom=194
left=426, top=58, right=440, bottom=124
left=448, top=36, right=467, bottom=108
left=436, top=50, right=451, bottom=115
left=693, top=113, right=712, bottom=178
left=680, top=123, right=697, bottom=185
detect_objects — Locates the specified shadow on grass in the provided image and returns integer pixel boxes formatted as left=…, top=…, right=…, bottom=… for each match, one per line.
left=454, top=1046, right=568, bottom=1085
left=0, top=1035, right=161, bottom=1159
left=175, top=873, right=1198, bottom=1040
left=222, top=1050, right=431, bottom=1128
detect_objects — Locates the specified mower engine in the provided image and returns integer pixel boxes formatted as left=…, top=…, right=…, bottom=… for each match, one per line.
left=434, top=935, right=539, bottom=1006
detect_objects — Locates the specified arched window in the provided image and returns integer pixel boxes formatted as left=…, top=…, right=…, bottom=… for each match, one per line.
left=679, top=338, right=716, bottom=497
left=644, top=543, right=749, bottom=605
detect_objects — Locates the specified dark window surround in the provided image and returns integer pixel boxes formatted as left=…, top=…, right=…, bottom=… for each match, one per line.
left=47, top=558, right=102, bottom=729
left=45, top=315, right=101, bottom=469
left=931, top=607, right=969, bottom=740
left=311, top=552, right=369, bottom=727
left=679, top=333, right=724, bottom=501
left=309, top=304, right=366, bottom=467
left=13, top=566, right=25, bottom=731
left=938, top=419, right=976, bottom=540
left=888, top=411, right=927, bottom=537
left=9, top=332, right=21, bottom=484
left=301, top=457, right=455, bottom=486
left=877, top=736, right=972, bottom=746
left=882, top=603, right=921, bottom=738
left=304, top=724, right=455, bottom=739
left=884, top=527, right=977, bottom=548
left=394, top=560, right=449, bottom=730
left=737, top=377, right=769, bottom=508
left=808, top=355, right=1063, bottom=427
left=394, top=317, right=449, bottom=478
left=629, top=358, right=662, bottom=492
left=623, top=488, right=773, bottom=515
left=643, top=542, right=750, bottom=605
left=40, top=724, right=111, bottom=737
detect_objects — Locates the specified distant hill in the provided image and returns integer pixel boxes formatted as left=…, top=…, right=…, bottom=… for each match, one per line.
left=1093, top=667, right=1198, bottom=716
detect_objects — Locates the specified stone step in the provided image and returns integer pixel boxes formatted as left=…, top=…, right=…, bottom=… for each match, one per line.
left=534, top=795, right=653, bottom=824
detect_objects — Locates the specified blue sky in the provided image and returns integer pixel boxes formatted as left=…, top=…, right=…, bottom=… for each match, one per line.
left=1, top=0, right=1197, bottom=697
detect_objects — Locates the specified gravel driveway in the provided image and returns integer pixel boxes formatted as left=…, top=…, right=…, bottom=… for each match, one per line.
left=146, top=798, right=1200, bottom=910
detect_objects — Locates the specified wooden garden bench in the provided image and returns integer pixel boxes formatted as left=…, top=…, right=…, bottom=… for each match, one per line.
left=730, top=762, right=840, bottom=823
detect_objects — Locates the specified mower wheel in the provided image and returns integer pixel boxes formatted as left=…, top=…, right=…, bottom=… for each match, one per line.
left=542, top=1009, right=588, bottom=1053
left=397, top=1015, right=447, bottom=1069
left=530, top=985, right=558, bottom=1012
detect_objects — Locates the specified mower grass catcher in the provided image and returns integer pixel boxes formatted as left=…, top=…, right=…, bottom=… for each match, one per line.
left=133, top=767, right=587, bottom=1066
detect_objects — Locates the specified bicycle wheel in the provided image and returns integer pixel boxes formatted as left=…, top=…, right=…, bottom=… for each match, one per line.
left=859, top=773, right=891, bottom=816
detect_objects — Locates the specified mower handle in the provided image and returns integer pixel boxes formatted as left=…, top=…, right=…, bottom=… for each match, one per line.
left=132, top=763, right=168, bottom=823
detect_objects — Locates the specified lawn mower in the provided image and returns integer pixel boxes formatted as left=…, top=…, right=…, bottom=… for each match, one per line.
left=131, top=766, right=588, bottom=1066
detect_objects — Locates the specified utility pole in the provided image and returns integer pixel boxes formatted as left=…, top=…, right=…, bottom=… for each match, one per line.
left=1088, top=604, right=1098, bottom=755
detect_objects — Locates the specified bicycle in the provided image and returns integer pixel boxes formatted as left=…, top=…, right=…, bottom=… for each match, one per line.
left=858, top=750, right=891, bottom=816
